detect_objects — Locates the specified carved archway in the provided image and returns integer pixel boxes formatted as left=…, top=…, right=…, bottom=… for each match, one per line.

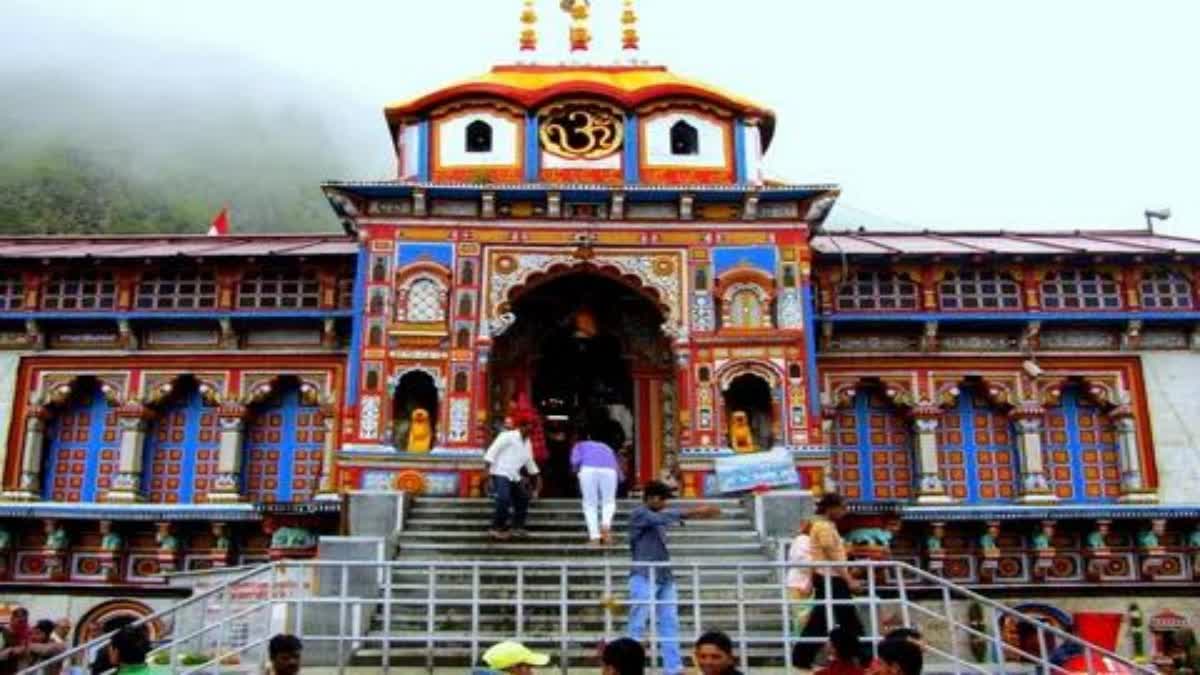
left=33, top=374, right=125, bottom=409
left=242, top=373, right=328, bottom=408
left=485, top=249, right=684, bottom=338
left=142, top=374, right=224, bottom=408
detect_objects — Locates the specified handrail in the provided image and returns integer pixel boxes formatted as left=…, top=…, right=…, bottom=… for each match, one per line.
left=18, top=558, right=1152, bottom=675
left=16, top=563, right=276, bottom=675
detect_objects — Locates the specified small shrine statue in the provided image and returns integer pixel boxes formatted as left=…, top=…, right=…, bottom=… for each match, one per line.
left=1087, top=526, right=1109, bottom=550
left=1189, top=526, right=1200, bottom=549
left=0, top=526, right=10, bottom=550
left=44, top=523, right=69, bottom=551
left=980, top=523, right=1000, bottom=557
left=406, top=408, right=433, bottom=452
left=1137, top=527, right=1160, bottom=550
left=926, top=525, right=944, bottom=553
left=729, top=410, right=756, bottom=453
left=100, top=523, right=123, bottom=552
left=1032, top=521, right=1055, bottom=552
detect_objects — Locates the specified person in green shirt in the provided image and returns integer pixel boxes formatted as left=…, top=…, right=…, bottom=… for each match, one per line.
left=106, top=626, right=165, bottom=675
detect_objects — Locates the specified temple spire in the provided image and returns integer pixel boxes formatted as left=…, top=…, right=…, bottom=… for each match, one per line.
left=620, top=0, right=639, bottom=53
left=519, top=0, right=538, bottom=52
left=566, top=0, right=591, bottom=53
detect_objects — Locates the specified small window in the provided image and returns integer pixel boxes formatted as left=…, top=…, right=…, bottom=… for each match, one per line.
left=42, top=270, right=117, bottom=311
left=694, top=268, right=708, bottom=291
left=939, top=269, right=1021, bottom=310
left=698, top=367, right=711, bottom=383
left=457, top=293, right=473, bottom=317
left=1140, top=270, right=1193, bottom=309
left=238, top=268, right=320, bottom=310
left=455, top=328, right=471, bottom=349
left=1042, top=270, right=1121, bottom=310
left=0, top=273, right=25, bottom=311
left=466, top=120, right=493, bottom=153
left=836, top=271, right=918, bottom=311
left=365, top=369, right=380, bottom=391
left=368, top=324, right=383, bottom=347
left=461, top=260, right=475, bottom=285
left=453, top=372, right=469, bottom=393
left=789, top=364, right=802, bottom=379
left=371, top=257, right=389, bottom=283
left=136, top=270, right=217, bottom=310
left=670, top=120, right=699, bottom=156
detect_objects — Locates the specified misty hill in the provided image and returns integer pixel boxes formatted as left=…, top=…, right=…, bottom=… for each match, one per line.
left=0, top=35, right=392, bottom=236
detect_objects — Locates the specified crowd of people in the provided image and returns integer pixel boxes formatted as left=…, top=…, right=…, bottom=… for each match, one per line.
left=0, top=609, right=68, bottom=675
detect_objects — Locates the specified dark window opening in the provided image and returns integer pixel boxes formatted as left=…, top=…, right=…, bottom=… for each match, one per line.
left=466, top=120, right=493, bottom=153
left=670, top=120, right=699, bottom=155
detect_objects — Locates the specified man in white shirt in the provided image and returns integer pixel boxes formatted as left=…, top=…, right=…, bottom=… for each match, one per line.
left=484, top=411, right=541, bottom=540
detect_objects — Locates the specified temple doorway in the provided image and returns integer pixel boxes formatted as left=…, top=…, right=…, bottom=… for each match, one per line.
left=489, top=270, right=674, bottom=497
left=723, top=373, right=775, bottom=452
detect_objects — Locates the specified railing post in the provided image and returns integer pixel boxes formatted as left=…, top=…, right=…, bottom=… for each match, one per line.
left=425, top=564, right=436, bottom=674
left=516, top=562, right=525, bottom=640
left=559, top=562, right=569, bottom=675
left=648, top=566, right=659, bottom=671
left=868, top=562, right=880, bottom=658
left=736, top=562, right=748, bottom=674
left=338, top=564, right=349, bottom=675
left=471, top=563, right=481, bottom=666
left=382, top=559, right=392, bottom=675
left=895, top=564, right=912, bottom=628
left=781, top=558, right=793, bottom=671
left=989, top=605, right=1007, bottom=673
left=604, top=559, right=614, bottom=637
left=691, top=563, right=701, bottom=651
left=941, top=585, right=959, bottom=668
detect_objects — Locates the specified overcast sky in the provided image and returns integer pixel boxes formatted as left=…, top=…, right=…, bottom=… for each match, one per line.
left=3, top=0, right=1197, bottom=235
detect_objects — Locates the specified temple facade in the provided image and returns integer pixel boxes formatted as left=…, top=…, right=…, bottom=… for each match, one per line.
left=1, top=0, right=1198, bottom=650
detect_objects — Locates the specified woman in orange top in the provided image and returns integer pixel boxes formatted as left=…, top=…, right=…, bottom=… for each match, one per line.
left=792, top=493, right=867, bottom=670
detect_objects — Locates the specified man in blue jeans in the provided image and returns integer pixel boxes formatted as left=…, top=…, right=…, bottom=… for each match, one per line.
left=484, top=411, right=541, bottom=540
left=626, top=480, right=721, bottom=675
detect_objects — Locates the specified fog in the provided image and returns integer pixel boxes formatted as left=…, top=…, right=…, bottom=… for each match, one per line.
left=1, top=0, right=1197, bottom=235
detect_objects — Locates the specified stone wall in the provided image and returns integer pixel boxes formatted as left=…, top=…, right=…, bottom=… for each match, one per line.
left=1140, top=353, right=1200, bottom=504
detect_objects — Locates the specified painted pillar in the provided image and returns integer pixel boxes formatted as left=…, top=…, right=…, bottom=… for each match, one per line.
left=208, top=403, right=247, bottom=504
left=912, top=408, right=950, bottom=504
left=1111, top=410, right=1155, bottom=503
left=474, top=344, right=491, bottom=447
left=106, top=403, right=150, bottom=503
left=1011, top=403, right=1055, bottom=504
left=674, top=346, right=692, bottom=449
left=317, top=405, right=338, bottom=496
left=7, top=411, right=48, bottom=500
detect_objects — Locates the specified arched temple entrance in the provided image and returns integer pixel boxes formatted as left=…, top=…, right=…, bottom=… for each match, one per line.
left=722, top=373, right=775, bottom=452
left=489, top=271, right=674, bottom=496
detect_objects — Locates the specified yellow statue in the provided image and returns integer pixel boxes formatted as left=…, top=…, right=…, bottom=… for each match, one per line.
left=406, top=408, right=433, bottom=452
left=729, top=410, right=756, bottom=453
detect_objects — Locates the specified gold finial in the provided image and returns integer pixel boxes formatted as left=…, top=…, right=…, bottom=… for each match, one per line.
left=519, top=0, right=538, bottom=52
left=566, top=0, right=591, bottom=53
left=621, top=0, right=639, bottom=52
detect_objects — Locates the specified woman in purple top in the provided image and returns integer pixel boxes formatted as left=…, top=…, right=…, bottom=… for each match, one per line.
left=571, top=429, right=621, bottom=545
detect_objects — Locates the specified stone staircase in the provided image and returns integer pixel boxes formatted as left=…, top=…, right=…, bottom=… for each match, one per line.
left=353, top=496, right=789, bottom=668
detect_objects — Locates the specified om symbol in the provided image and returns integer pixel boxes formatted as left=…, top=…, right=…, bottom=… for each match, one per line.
left=539, top=104, right=624, bottom=160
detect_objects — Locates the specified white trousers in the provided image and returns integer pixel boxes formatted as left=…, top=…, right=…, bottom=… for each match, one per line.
left=578, top=466, right=618, bottom=540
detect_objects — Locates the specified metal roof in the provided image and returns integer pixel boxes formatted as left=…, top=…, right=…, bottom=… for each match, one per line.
left=0, top=234, right=359, bottom=260
left=812, top=229, right=1200, bottom=257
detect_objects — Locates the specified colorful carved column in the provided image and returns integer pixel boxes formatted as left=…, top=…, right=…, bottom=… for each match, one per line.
left=42, top=519, right=69, bottom=581
left=316, top=404, right=339, bottom=497
left=98, top=520, right=123, bottom=582
left=1110, top=408, right=1155, bottom=503
left=1031, top=519, right=1056, bottom=580
left=107, top=403, right=152, bottom=503
left=1010, top=402, right=1055, bottom=504
left=9, top=409, right=49, bottom=501
left=208, top=403, right=248, bottom=504
left=911, top=406, right=950, bottom=504
left=674, top=346, right=692, bottom=449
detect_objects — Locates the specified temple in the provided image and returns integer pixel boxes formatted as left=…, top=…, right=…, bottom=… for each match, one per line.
left=2, top=0, right=1198, bottom=647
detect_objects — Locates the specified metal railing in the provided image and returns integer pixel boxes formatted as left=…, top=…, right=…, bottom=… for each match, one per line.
left=20, top=559, right=1151, bottom=675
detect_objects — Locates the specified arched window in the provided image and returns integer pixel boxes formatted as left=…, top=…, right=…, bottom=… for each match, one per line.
left=143, top=378, right=220, bottom=504
left=466, top=120, right=493, bottom=153
left=937, top=388, right=1018, bottom=503
left=136, top=270, right=217, bottom=310
left=243, top=382, right=325, bottom=503
left=405, top=279, right=445, bottom=322
left=836, top=271, right=918, bottom=311
left=829, top=389, right=914, bottom=501
left=939, top=270, right=1021, bottom=310
left=1042, top=385, right=1121, bottom=502
left=1140, top=269, right=1193, bottom=309
left=0, top=273, right=25, bottom=310
left=670, top=120, right=699, bottom=155
left=42, top=270, right=117, bottom=310
left=728, top=288, right=765, bottom=328
left=41, top=379, right=120, bottom=502
left=238, top=269, right=320, bottom=309
left=1041, top=270, right=1121, bottom=310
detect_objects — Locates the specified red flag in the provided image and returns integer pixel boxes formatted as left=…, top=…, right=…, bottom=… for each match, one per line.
left=208, top=206, right=229, bottom=236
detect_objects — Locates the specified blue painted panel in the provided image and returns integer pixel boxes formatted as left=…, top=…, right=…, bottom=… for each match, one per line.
left=43, top=391, right=117, bottom=502
left=143, top=387, right=221, bottom=504
left=524, top=113, right=540, bottom=182
left=395, top=242, right=454, bottom=268
left=733, top=119, right=748, bottom=184
left=416, top=120, right=431, bottom=182
left=802, top=283, right=821, bottom=421
left=713, top=246, right=778, bottom=277
left=345, top=244, right=367, bottom=406
left=940, top=393, right=1019, bottom=503
left=243, top=387, right=327, bottom=503
left=623, top=113, right=640, bottom=184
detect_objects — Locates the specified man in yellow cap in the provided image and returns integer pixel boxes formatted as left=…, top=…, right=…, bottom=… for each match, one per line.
left=478, top=641, right=551, bottom=674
